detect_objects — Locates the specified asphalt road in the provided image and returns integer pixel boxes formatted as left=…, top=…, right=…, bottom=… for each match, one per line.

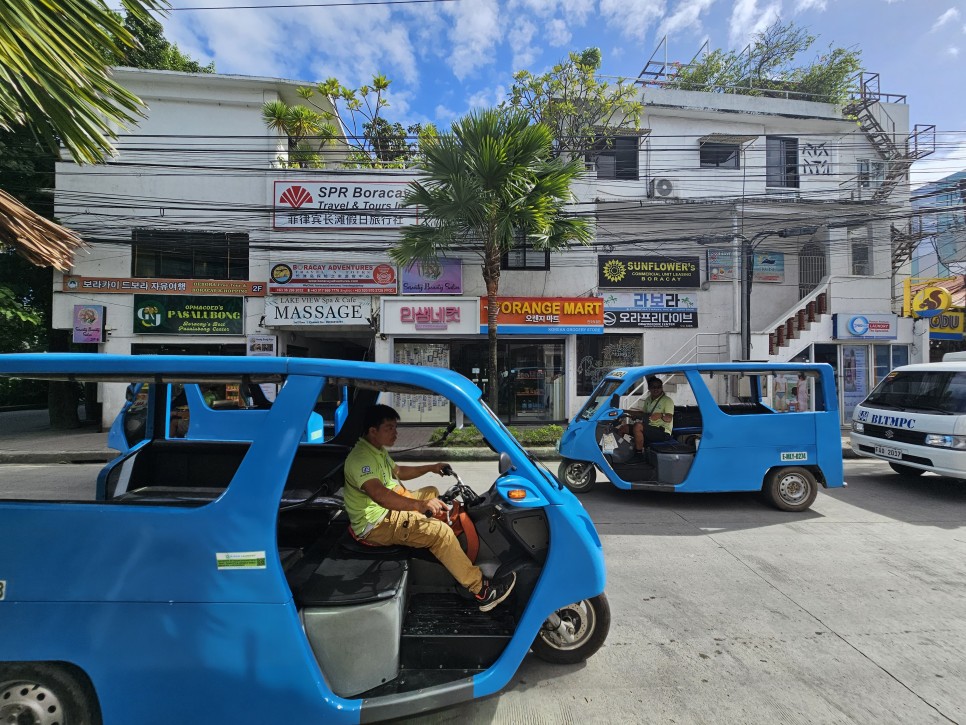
left=3, top=459, right=966, bottom=723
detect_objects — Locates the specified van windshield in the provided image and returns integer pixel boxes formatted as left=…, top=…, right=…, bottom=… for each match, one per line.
left=864, top=370, right=966, bottom=414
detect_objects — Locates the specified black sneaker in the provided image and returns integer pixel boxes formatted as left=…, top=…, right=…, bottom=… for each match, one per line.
left=475, top=572, right=517, bottom=612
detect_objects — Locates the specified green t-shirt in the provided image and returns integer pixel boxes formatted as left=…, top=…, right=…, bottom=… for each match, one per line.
left=343, top=436, right=398, bottom=536
left=633, top=394, right=674, bottom=435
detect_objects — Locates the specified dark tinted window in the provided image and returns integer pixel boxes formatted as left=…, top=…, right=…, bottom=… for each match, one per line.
left=865, top=371, right=966, bottom=414
left=133, top=230, right=249, bottom=280
left=700, top=143, right=740, bottom=169
left=588, top=137, right=639, bottom=180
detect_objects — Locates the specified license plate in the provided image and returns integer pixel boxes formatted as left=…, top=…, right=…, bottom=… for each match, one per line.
left=875, top=445, right=903, bottom=460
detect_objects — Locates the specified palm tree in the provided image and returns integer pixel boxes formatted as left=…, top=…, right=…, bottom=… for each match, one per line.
left=391, top=108, right=591, bottom=412
left=0, top=0, right=164, bottom=267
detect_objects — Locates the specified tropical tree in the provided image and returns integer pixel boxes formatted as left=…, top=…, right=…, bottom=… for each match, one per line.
left=504, top=47, right=644, bottom=160
left=390, top=109, right=592, bottom=411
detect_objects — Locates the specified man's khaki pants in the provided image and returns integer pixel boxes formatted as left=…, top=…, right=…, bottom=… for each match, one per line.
left=364, top=486, right=484, bottom=595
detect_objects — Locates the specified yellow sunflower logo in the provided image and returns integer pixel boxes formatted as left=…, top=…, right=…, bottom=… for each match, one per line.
left=602, top=259, right=626, bottom=283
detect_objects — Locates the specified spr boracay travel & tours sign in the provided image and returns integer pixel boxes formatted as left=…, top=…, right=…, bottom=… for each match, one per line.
left=273, top=180, right=415, bottom=229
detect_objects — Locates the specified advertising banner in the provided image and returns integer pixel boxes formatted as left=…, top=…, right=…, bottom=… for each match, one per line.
left=929, top=308, right=965, bottom=340
left=72, top=305, right=105, bottom=343
left=264, top=296, right=372, bottom=327
left=597, top=255, right=700, bottom=288
left=246, top=335, right=278, bottom=356
left=133, top=295, right=243, bottom=335
left=268, top=261, right=397, bottom=295
left=479, top=297, right=603, bottom=335
left=832, top=313, right=898, bottom=340
left=382, top=297, right=479, bottom=335
left=273, top=180, right=415, bottom=229
left=601, top=291, right=698, bottom=329
left=63, top=276, right=266, bottom=296
left=706, top=249, right=785, bottom=283
left=842, top=345, right=869, bottom=421
left=400, top=258, right=463, bottom=295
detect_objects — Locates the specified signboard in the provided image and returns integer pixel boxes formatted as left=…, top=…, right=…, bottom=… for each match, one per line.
left=601, top=291, right=698, bottom=329
left=706, top=249, right=785, bottom=283
left=597, top=255, right=700, bottom=288
left=72, top=305, right=105, bottom=343
left=929, top=308, right=965, bottom=341
left=842, top=345, right=870, bottom=421
left=911, top=286, right=952, bottom=318
left=480, top=297, right=603, bottom=335
left=246, top=335, right=278, bottom=356
left=400, top=258, right=463, bottom=295
left=382, top=297, right=479, bottom=335
left=63, top=276, right=266, bottom=296
left=273, top=180, right=414, bottom=229
left=133, top=295, right=243, bottom=335
left=268, top=262, right=397, bottom=295
left=832, top=313, right=898, bottom=340
left=264, top=296, right=372, bottom=327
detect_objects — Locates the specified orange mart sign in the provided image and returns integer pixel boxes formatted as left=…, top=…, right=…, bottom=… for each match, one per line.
left=479, top=297, right=604, bottom=334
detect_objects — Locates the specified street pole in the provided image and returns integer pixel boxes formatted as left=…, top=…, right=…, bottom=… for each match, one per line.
left=740, top=235, right=753, bottom=360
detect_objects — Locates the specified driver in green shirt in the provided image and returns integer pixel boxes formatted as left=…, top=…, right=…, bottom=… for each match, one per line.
left=343, top=404, right=516, bottom=612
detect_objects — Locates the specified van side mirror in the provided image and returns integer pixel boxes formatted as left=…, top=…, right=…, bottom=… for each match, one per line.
left=499, top=452, right=512, bottom=475
left=611, top=393, right=621, bottom=408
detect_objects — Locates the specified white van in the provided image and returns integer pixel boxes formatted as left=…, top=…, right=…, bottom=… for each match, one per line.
left=850, top=362, right=966, bottom=478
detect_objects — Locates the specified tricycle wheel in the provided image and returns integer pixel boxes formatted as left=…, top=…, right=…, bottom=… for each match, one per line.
left=0, top=662, right=99, bottom=725
left=531, top=593, right=610, bottom=665
left=762, top=466, right=818, bottom=512
left=889, top=462, right=925, bottom=477
left=558, top=459, right=596, bottom=493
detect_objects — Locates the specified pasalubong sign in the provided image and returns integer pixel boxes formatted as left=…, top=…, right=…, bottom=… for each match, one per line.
left=134, top=295, right=243, bottom=335
left=597, top=256, right=700, bottom=289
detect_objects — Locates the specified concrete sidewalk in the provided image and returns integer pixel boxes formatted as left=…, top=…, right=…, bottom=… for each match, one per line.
left=0, top=408, right=859, bottom=464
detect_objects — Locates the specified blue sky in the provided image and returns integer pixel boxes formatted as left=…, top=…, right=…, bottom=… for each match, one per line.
left=160, top=0, right=966, bottom=186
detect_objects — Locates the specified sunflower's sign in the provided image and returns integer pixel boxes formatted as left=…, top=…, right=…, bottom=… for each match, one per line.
left=597, top=256, right=700, bottom=288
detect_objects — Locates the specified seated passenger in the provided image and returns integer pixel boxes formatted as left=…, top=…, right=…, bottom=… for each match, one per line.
left=343, top=404, right=516, bottom=612
left=620, top=375, right=674, bottom=455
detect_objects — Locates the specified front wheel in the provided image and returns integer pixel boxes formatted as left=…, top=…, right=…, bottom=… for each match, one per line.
left=762, top=466, right=818, bottom=512
left=558, top=459, right=597, bottom=493
left=889, top=462, right=925, bottom=477
left=0, top=662, right=98, bottom=725
left=531, top=593, right=611, bottom=665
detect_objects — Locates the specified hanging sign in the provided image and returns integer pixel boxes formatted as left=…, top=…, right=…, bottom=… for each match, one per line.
left=247, top=335, right=278, bottom=356
left=133, top=295, right=243, bottom=335
left=273, top=180, right=415, bottom=229
left=268, top=261, right=397, bottom=294
left=706, top=249, right=785, bottom=283
left=480, top=297, right=603, bottom=335
left=597, top=256, right=700, bottom=288
left=911, top=286, right=953, bottom=318
left=72, top=305, right=105, bottom=343
left=929, top=308, right=965, bottom=340
left=263, top=296, right=372, bottom=327
left=832, top=313, right=897, bottom=340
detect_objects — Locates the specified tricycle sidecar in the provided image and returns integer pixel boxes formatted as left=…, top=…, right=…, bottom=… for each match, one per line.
left=557, top=363, right=844, bottom=512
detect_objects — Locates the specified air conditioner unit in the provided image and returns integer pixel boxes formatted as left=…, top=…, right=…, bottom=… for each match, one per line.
left=648, top=177, right=675, bottom=198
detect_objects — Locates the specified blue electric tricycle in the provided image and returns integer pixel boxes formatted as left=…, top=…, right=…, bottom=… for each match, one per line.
left=0, top=354, right=608, bottom=724
left=557, top=362, right=845, bottom=512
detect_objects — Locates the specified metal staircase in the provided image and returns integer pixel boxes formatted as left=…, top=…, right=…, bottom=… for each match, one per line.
left=890, top=216, right=929, bottom=272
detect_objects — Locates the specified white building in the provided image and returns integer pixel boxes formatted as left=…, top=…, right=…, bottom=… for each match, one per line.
left=54, top=68, right=929, bottom=427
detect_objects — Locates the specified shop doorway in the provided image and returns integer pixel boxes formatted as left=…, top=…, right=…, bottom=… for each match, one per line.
left=451, top=340, right=564, bottom=423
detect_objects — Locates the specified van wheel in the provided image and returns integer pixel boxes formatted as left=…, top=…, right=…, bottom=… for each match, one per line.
left=532, top=594, right=611, bottom=665
left=889, top=462, right=925, bottom=477
left=763, top=467, right=818, bottom=512
left=558, top=459, right=596, bottom=493
left=0, top=663, right=98, bottom=725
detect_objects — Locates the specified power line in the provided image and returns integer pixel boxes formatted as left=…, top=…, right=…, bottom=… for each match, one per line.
left=167, top=0, right=460, bottom=10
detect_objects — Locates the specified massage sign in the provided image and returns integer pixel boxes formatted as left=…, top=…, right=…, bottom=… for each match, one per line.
left=597, top=255, right=700, bottom=289
left=133, top=295, right=243, bottom=335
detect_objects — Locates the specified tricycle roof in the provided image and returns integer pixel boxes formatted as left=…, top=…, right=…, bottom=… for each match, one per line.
left=604, top=361, right=833, bottom=380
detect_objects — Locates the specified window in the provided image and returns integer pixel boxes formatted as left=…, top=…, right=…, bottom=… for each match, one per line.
left=857, top=159, right=886, bottom=189
left=132, top=230, right=249, bottom=280
left=766, top=136, right=799, bottom=188
left=700, top=143, right=740, bottom=169
left=576, top=334, right=642, bottom=395
left=587, top=136, right=639, bottom=180
left=502, top=240, right=550, bottom=270
left=849, top=228, right=872, bottom=276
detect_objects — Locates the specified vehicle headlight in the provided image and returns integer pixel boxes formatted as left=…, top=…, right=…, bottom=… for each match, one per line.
left=924, top=434, right=966, bottom=450
left=851, top=421, right=864, bottom=433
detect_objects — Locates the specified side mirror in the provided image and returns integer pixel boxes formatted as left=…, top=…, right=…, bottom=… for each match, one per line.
left=611, top=392, right=621, bottom=408
left=498, top=452, right=512, bottom=475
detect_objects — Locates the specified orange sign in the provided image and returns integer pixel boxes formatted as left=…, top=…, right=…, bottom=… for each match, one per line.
left=62, top=276, right=267, bottom=297
left=479, top=297, right=604, bottom=334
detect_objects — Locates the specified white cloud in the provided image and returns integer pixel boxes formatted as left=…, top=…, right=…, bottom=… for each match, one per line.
left=509, top=0, right=595, bottom=26
left=658, top=0, right=717, bottom=38
left=546, top=18, right=572, bottom=47
left=509, top=18, right=539, bottom=71
left=947, top=46, right=961, bottom=57
left=794, top=0, right=827, bottom=10
left=729, top=0, right=781, bottom=47
left=444, top=0, right=502, bottom=80
left=466, top=84, right=508, bottom=111
left=931, top=7, right=961, bottom=31
left=912, top=137, right=966, bottom=187
left=600, top=0, right=667, bottom=40
left=435, top=105, right=458, bottom=124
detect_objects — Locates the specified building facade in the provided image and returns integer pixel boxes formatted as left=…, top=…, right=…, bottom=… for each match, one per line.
left=54, top=68, right=928, bottom=426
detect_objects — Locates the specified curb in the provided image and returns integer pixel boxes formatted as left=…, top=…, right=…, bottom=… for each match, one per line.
left=0, top=450, right=116, bottom=464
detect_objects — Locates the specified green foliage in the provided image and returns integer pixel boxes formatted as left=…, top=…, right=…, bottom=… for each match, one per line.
left=667, top=20, right=861, bottom=104
left=105, top=11, right=215, bottom=73
left=504, top=47, right=643, bottom=158
left=391, top=107, right=591, bottom=410
left=430, top=424, right=564, bottom=447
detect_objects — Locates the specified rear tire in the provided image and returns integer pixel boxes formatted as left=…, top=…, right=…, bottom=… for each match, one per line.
left=762, top=466, right=818, bottom=512
left=0, top=662, right=98, bottom=725
left=531, top=593, right=611, bottom=665
left=889, top=462, right=925, bottom=477
left=557, top=459, right=597, bottom=493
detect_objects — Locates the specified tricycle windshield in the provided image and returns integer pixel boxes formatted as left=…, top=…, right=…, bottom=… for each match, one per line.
left=578, top=379, right=623, bottom=420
